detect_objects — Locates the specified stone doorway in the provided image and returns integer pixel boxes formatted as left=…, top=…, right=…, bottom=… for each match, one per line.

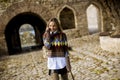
left=5, top=12, right=46, bottom=55
left=60, top=7, right=75, bottom=30
left=86, top=4, right=100, bottom=34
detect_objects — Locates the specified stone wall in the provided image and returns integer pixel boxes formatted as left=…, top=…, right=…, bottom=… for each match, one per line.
left=0, top=0, right=90, bottom=55
left=0, top=0, right=119, bottom=55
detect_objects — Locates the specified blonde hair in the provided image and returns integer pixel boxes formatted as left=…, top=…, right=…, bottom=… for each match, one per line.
left=46, top=18, right=63, bottom=32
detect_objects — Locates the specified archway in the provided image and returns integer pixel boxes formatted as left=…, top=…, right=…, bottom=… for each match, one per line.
left=5, top=12, right=46, bottom=55
left=19, top=24, right=37, bottom=51
left=60, top=7, right=75, bottom=30
left=86, top=4, right=100, bottom=34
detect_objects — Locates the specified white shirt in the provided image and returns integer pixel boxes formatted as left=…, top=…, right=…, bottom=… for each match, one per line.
left=48, top=57, right=66, bottom=69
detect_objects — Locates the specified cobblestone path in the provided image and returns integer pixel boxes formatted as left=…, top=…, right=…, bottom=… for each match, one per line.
left=0, top=34, right=120, bottom=80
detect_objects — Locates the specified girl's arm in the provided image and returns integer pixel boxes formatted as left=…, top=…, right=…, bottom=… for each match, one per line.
left=63, top=33, right=71, bottom=71
left=43, top=31, right=51, bottom=49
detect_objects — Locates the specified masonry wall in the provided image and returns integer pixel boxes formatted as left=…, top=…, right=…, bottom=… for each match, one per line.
left=0, top=0, right=119, bottom=55
left=0, top=0, right=90, bottom=55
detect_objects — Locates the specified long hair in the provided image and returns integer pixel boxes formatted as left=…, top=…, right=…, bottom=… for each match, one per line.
left=46, top=18, right=63, bottom=32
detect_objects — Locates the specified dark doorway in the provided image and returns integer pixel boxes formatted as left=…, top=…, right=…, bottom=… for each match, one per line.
left=60, top=7, right=75, bottom=30
left=5, top=12, right=46, bottom=55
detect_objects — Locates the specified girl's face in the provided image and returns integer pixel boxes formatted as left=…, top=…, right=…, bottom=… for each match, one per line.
left=49, top=21, right=58, bottom=32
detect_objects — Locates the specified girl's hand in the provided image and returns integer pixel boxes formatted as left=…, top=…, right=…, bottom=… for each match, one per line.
left=46, top=27, right=50, bottom=32
left=66, top=56, right=71, bottom=72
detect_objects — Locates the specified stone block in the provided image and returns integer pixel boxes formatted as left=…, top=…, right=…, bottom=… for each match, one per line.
left=100, top=36, right=120, bottom=53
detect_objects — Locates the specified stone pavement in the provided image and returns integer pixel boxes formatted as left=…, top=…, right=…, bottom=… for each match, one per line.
left=0, top=34, right=120, bottom=80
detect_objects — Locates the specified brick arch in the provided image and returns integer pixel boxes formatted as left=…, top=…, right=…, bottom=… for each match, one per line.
left=56, top=5, right=77, bottom=29
left=0, top=1, right=52, bottom=32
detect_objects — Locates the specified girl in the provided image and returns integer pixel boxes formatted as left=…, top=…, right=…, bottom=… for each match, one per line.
left=43, top=18, right=71, bottom=80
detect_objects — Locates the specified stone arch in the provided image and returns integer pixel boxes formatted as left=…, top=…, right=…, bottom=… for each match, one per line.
left=5, top=12, right=46, bottom=55
left=86, top=2, right=103, bottom=34
left=0, top=1, right=52, bottom=55
left=57, top=5, right=77, bottom=30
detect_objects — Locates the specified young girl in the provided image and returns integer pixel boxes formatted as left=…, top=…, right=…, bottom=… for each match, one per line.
left=43, top=18, right=71, bottom=80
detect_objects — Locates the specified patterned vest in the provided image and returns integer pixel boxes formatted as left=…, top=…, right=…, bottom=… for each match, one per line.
left=43, top=31, right=68, bottom=57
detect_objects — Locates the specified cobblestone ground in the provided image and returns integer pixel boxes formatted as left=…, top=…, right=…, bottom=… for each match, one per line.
left=0, top=34, right=120, bottom=80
